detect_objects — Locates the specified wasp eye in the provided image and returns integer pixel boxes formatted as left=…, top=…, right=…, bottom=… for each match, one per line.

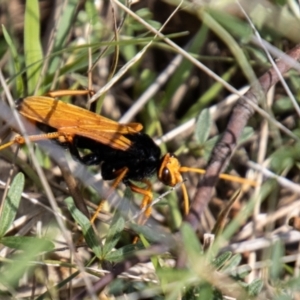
left=161, top=167, right=172, bottom=186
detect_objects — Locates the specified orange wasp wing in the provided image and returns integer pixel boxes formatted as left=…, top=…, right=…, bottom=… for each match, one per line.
left=17, top=96, right=143, bottom=151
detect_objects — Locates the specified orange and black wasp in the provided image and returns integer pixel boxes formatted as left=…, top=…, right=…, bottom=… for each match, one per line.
left=0, top=90, right=256, bottom=223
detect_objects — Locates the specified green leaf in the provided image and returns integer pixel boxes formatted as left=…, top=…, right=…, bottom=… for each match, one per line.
left=0, top=236, right=54, bottom=252
left=102, top=214, right=125, bottom=257
left=24, top=0, right=43, bottom=94
left=130, top=222, right=173, bottom=246
left=213, top=251, right=232, bottom=270
left=270, top=142, right=300, bottom=173
left=230, top=264, right=252, bottom=280
left=221, top=253, right=242, bottom=272
left=139, top=233, right=160, bottom=269
left=195, top=109, right=212, bottom=144
left=202, top=135, right=220, bottom=161
left=247, top=278, right=264, bottom=296
left=105, top=244, right=137, bottom=262
left=0, top=173, right=24, bottom=238
left=273, top=97, right=294, bottom=114
left=64, top=197, right=102, bottom=258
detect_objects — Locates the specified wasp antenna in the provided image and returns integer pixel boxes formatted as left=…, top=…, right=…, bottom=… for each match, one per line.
left=180, top=181, right=189, bottom=215
left=180, top=166, right=205, bottom=175
left=218, top=173, right=257, bottom=187
left=180, top=166, right=256, bottom=187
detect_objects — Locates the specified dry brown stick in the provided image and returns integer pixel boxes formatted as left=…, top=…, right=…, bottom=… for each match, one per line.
left=185, top=44, right=300, bottom=231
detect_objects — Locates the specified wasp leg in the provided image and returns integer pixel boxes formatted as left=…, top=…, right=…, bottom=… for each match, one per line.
left=45, top=89, right=94, bottom=98
left=129, top=179, right=153, bottom=225
left=0, top=132, right=70, bottom=151
left=90, top=167, right=129, bottom=224
left=128, top=180, right=153, bottom=244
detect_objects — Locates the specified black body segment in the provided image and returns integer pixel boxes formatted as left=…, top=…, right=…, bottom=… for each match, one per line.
left=73, top=132, right=162, bottom=183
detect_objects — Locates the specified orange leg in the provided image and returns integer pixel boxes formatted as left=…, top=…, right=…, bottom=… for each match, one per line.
left=129, top=180, right=153, bottom=244
left=90, top=167, right=129, bottom=224
left=0, top=89, right=94, bottom=151
left=45, top=89, right=95, bottom=98
left=129, top=179, right=153, bottom=225
left=90, top=174, right=154, bottom=244
left=0, top=131, right=74, bottom=151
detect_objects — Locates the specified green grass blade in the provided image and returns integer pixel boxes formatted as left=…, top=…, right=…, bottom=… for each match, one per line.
left=213, top=251, right=232, bottom=270
left=0, top=173, right=24, bottom=238
left=195, top=108, right=211, bottom=144
left=2, top=25, right=24, bottom=96
left=24, top=0, right=43, bottom=94
left=48, top=0, right=79, bottom=75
